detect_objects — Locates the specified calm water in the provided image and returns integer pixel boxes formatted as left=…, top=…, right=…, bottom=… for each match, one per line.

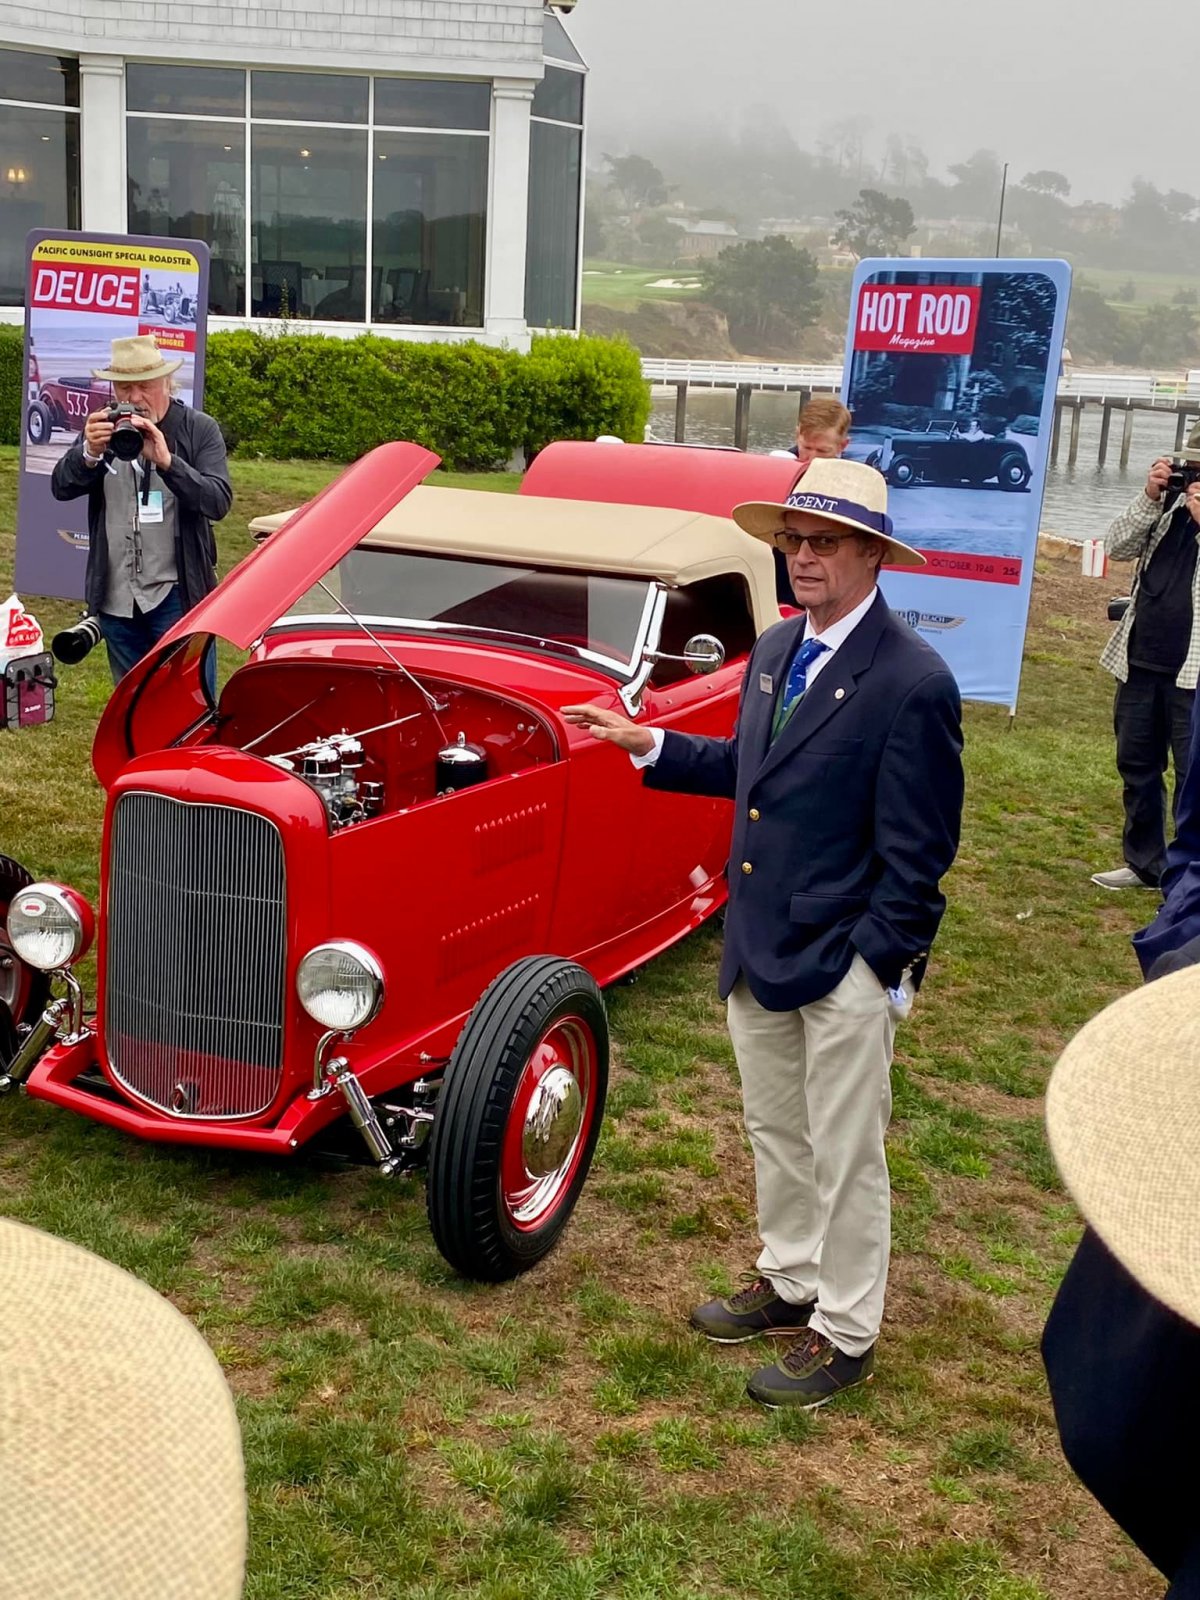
left=647, top=389, right=1187, bottom=544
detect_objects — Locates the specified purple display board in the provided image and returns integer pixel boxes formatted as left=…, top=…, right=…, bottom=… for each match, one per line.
left=14, top=230, right=210, bottom=601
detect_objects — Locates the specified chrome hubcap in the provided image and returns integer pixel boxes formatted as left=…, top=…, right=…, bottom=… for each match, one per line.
left=521, top=1064, right=583, bottom=1180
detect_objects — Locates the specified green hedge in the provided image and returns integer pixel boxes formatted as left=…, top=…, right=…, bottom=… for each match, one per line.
left=0, top=323, right=650, bottom=470
left=0, top=325, right=23, bottom=446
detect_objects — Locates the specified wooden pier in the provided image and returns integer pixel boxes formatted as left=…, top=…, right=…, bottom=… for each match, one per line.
left=641, top=359, right=1200, bottom=462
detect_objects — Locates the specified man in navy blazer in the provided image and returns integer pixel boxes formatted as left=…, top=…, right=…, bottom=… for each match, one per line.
left=565, top=458, right=963, bottom=1409
left=1134, top=687, right=1200, bottom=976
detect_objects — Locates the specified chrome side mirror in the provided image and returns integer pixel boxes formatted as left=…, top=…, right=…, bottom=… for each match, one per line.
left=643, top=633, right=726, bottom=676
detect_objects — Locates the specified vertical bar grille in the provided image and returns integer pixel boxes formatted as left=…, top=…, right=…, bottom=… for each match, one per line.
left=106, top=792, right=287, bottom=1119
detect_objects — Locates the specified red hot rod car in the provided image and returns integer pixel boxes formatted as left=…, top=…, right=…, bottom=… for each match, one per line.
left=1, top=441, right=799, bottom=1279
left=27, top=372, right=114, bottom=447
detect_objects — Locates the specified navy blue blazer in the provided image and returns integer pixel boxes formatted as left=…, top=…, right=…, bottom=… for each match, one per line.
left=1135, top=689, right=1200, bottom=977
left=645, top=591, right=964, bottom=1010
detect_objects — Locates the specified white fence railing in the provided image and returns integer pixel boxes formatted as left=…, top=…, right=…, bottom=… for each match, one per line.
left=642, top=358, right=1200, bottom=406
left=641, top=359, right=843, bottom=391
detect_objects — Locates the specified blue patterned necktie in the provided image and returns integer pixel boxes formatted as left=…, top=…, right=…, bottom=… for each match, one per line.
left=772, top=636, right=829, bottom=739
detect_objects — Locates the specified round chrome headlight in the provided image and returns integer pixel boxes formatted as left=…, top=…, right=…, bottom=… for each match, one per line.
left=7, top=883, right=93, bottom=972
left=296, top=941, right=384, bottom=1032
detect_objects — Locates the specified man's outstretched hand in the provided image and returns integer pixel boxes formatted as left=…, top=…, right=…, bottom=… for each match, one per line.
left=561, top=703, right=655, bottom=757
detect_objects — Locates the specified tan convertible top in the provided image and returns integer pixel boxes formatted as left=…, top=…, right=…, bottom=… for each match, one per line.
left=249, top=485, right=782, bottom=633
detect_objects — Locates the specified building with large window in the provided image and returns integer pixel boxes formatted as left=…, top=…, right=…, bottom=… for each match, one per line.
left=0, top=1, right=585, bottom=347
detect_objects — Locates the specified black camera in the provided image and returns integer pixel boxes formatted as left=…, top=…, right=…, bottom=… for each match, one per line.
left=105, top=402, right=145, bottom=462
left=1108, top=596, right=1131, bottom=623
left=51, top=615, right=103, bottom=664
left=1165, top=455, right=1200, bottom=500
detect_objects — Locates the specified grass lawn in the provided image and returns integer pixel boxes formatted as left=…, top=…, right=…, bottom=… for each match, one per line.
left=1078, top=266, right=1200, bottom=320
left=0, top=450, right=1160, bottom=1599
left=582, top=261, right=705, bottom=309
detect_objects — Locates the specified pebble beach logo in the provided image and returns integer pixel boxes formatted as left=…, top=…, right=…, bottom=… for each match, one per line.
left=897, top=610, right=965, bottom=633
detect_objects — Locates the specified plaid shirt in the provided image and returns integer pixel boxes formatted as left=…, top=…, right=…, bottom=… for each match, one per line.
left=1100, top=489, right=1200, bottom=688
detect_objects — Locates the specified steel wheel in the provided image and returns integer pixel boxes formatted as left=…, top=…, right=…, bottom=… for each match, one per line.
left=888, top=456, right=916, bottom=487
left=26, top=401, right=51, bottom=446
left=500, top=1016, right=598, bottom=1230
left=998, top=452, right=1030, bottom=490
left=427, top=956, right=608, bottom=1281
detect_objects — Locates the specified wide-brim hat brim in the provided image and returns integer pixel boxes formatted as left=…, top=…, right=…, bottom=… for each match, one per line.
left=91, top=355, right=183, bottom=383
left=732, top=499, right=926, bottom=568
left=1046, top=965, right=1200, bottom=1327
left=0, top=1216, right=247, bottom=1596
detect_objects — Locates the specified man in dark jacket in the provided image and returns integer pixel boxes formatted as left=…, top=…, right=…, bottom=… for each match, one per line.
left=1043, top=694, right=1200, bottom=1598
left=1043, top=962, right=1200, bottom=1597
left=51, top=334, right=232, bottom=685
left=564, top=459, right=964, bottom=1409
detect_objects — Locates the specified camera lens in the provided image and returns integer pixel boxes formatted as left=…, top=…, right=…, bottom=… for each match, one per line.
left=107, top=420, right=144, bottom=462
left=51, top=616, right=103, bottom=665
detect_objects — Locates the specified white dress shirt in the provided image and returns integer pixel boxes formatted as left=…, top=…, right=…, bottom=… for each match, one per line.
left=631, top=587, right=879, bottom=768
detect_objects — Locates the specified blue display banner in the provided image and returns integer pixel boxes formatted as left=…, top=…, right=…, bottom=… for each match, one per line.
left=841, top=259, right=1072, bottom=710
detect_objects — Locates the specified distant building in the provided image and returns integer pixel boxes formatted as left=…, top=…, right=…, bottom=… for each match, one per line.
left=666, top=217, right=740, bottom=260
left=0, top=2, right=588, bottom=348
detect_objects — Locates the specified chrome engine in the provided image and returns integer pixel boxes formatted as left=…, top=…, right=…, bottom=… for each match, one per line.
left=267, top=734, right=384, bottom=829
left=264, top=723, right=490, bottom=829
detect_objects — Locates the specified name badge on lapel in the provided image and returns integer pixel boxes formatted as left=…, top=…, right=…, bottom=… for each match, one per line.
left=759, top=673, right=773, bottom=694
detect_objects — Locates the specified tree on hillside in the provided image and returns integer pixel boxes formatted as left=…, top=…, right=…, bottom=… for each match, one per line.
left=699, top=235, right=822, bottom=349
left=633, top=212, right=686, bottom=266
left=882, top=134, right=930, bottom=191
left=1066, top=287, right=1122, bottom=363
left=604, top=153, right=669, bottom=212
left=1021, top=169, right=1071, bottom=199
left=832, top=189, right=915, bottom=259
left=1137, top=304, right=1200, bottom=369
left=948, top=149, right=1004, bottom=214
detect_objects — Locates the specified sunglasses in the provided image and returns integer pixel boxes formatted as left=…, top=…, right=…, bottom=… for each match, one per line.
left=771, top=530, right=853, bottom=556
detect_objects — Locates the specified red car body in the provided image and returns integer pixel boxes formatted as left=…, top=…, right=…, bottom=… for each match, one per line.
left=5, top=440, right=800, bottom=1277
left=27, top=373, right=113, bottom=446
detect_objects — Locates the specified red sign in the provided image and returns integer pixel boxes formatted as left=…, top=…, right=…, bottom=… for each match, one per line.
left=854, top=285, right=981, bottom=355
left=139, top=323, right=196, bottom=353
left=30, top=264, right=140, bottom=315
left=906, top=549, right=1023, bottom=585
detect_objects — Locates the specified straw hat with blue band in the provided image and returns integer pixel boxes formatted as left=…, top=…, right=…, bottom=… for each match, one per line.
left=732, top=457, right=926, bottom=569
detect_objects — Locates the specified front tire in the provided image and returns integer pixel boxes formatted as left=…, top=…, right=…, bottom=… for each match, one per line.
left=888, top=456, right=917, bottom=487
left=427, top=956, right=608, bottom=1281
left=998, top=451, right=1031, bottom=490
left=26, top=401, right=51, bottom=446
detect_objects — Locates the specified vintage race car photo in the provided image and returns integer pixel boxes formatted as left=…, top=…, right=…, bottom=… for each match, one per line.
left=866, top=424, right=1032, bottom=491
left=1, top=440, right=799, bottom=1280
left=26, top=373, right=113, bottom=447
left=140, top=281, right=197, bottom=325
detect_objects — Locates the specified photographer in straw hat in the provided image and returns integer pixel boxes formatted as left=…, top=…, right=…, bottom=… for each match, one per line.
left=564, top=458, right=963, bottom=1410
left=0, top=1216, right=245, bottom=1598
left=51, top=333, right=232, bottom=686
left=1043, top=967, right=1200, bottom=1596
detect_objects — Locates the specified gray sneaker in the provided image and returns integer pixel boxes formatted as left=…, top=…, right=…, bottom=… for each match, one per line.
left=689, top=1274, right=815, bottom=1344
left=1090, top=866, right=1157, bottom=891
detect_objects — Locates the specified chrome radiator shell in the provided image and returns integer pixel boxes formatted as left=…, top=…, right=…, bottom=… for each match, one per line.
left=105, top=791, right=287, bottom=1119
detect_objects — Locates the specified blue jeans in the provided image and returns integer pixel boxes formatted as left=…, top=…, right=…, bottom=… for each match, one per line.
left=99, top=587, right=216, bottom=700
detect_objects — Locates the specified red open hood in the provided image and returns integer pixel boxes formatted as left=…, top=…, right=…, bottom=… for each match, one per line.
left=93, top=441, right=440, bottom=788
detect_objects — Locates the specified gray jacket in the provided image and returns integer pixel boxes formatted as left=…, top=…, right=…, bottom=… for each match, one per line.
left=51, top=400, right=233, bottom=620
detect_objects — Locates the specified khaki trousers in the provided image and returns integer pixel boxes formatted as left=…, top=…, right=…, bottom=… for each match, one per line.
left=725, top=955, right=897, bottom=1358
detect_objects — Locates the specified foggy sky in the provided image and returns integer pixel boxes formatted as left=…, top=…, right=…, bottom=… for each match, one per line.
left=566, top=0, right=1194, bottom=206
